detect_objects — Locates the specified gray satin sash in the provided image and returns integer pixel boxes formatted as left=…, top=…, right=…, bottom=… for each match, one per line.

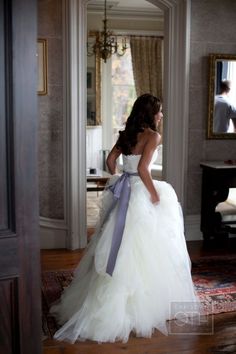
left=106, top=172, right=139, bottom=276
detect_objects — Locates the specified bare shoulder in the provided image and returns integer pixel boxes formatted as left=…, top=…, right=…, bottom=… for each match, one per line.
left=146, top=130, right=161, bottom=147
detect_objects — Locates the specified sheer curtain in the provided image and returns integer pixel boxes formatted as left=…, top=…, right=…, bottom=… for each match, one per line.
left=130, top=36, right=163, bottom=99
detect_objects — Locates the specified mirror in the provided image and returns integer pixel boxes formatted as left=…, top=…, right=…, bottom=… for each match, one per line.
left=87, top=31, right=101, bottom=126
left=208, top=54, right=236, bottom=139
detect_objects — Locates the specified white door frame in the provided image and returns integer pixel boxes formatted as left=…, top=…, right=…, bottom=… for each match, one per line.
left=65, top=0, right=191, bottom=249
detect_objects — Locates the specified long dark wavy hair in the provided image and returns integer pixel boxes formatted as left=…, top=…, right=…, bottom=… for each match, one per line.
left=116, top=93, right=161, bottom=155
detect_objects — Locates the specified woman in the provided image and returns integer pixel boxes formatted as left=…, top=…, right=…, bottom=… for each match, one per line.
left=50, top=94, right=199, bottom=343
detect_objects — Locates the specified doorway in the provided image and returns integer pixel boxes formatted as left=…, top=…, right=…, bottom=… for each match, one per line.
left=38, top=0, right=191, bottom=250
left=86, top=1, right=164, bottom=235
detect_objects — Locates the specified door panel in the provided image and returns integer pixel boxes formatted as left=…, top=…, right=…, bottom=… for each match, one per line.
left=0, top=279, right=18, bottom=354
left=0, top=0, right=41, bottom=353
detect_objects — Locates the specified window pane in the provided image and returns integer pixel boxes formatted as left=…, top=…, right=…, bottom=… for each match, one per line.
left=111, top=38, right=136, bottom=144
left=112, top=85, right=136, bottom=139
left=112, top=47, right=134, bottom=85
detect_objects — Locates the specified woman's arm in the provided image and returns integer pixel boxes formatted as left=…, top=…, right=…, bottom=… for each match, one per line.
left=106, top=145, right=121, bottom=175
left=137, top=132, right=161, bottom=204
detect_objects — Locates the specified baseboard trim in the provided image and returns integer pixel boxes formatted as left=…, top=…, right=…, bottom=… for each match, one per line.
left=40, top=217, right=68, bottom=249
left=185, top=214, right=203, bottom=241
left=40, top=214, right=203, bottom=248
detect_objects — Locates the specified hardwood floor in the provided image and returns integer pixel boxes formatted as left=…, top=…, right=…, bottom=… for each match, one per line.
left=42, top=238, right=236, bottom=354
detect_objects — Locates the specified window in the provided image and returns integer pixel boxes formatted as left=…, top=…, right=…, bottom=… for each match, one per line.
left=111, top=37, right=136, bottom=145
left=101, top=36, right=162, bottom=178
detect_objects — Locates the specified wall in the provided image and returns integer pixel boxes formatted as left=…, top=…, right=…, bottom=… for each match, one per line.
left=87, top=13, right=163, bottom=33
left=38, top=0, right=64, bottom=219
left=187, top=0, right=236, bottom=216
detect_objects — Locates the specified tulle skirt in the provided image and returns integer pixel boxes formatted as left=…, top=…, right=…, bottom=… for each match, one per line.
left=50, top=175, right=199, bottom=343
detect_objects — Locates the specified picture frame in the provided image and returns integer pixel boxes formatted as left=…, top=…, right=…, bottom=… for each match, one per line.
left=37, top=38, right=48, bottom=95
left=87, top=31, right=101, bottom=126
left=87, top=95, right=96, bottom=126
left=87, top=67, right=95, bottom=94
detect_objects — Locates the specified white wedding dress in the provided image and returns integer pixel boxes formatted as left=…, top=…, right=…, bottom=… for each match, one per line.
left=50, top=151, right=199, bottom=343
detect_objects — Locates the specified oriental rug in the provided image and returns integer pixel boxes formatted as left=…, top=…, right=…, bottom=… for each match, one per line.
left=42, top=255, right=236, bottom=338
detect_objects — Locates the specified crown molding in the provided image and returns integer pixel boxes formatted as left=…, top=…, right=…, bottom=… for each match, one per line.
left=87, top=1, right=163, bottom=20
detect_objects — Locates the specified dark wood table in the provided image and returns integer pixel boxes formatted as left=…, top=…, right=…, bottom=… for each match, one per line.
left=87, top=170, right=111, bottom=192
left=200, top=161, right=236, bottom=240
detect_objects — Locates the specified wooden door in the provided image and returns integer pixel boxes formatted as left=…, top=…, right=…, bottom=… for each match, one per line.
left=0, top=0, right=41, bottom=353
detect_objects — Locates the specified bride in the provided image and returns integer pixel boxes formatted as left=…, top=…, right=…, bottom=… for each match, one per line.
left=50, top=93, right=199, bottom=343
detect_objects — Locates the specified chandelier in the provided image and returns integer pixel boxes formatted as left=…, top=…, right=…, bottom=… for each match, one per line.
left=87, top=0, right=128, bottom=63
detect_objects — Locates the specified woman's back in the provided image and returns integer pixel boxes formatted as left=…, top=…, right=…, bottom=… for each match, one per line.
left=128, top=128, right=158, bottom=156
left=122, top=150, right=158, bottom=173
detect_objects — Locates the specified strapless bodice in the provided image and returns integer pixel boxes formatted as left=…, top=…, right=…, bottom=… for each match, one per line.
left=122, top=150, right=158, bottom=173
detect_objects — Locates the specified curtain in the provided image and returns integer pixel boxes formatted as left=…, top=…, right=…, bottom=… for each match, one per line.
left=130, top=36, right=163, bottom=99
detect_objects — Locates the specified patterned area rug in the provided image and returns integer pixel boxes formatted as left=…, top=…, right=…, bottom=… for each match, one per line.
left=42, top=270, right=73, bottom=338
left=191, top=255, right=236, bottom=315
left=42, top=255, right=236, bottom=338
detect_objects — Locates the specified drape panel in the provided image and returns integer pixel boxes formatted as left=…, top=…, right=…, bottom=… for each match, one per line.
left=130, top=36, right=163, bottom=100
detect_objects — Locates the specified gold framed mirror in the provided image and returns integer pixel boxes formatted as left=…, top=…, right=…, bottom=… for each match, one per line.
left=87, top=31, right=101, bottom=126
left=207, top=53, right=236, bottom=139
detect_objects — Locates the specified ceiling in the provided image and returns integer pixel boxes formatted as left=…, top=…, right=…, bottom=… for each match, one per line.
left=110, top=0, right=157, bottom=8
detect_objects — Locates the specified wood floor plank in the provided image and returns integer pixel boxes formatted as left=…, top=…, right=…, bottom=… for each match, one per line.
left=41, top=249, right=84, bottom=271
left=43, top=312, right=236, bottom=354
left=43, top=347, right=64, bottom=354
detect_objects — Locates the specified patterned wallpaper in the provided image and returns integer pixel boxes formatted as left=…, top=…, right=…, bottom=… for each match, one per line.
left=187, top=0, right=236, bottom=215
left=38, top=0, right=64, bottom=219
